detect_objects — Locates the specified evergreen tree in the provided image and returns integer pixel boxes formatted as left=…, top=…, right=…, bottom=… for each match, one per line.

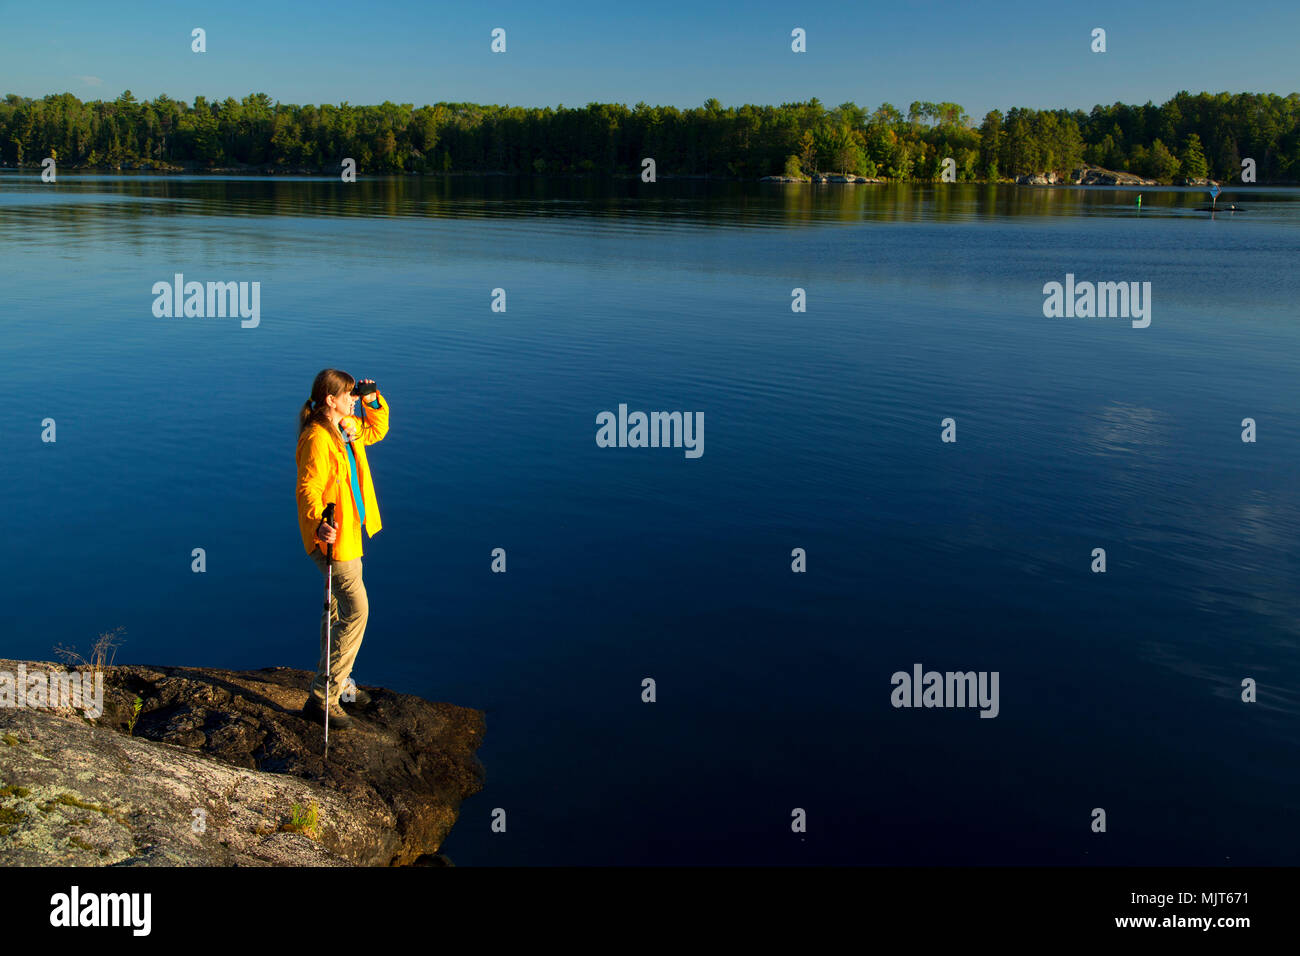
left=1180, top=133, right=1209, bottom=178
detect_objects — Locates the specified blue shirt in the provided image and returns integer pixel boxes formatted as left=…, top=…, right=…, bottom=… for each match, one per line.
left=342, top=398, right=381, bottom=528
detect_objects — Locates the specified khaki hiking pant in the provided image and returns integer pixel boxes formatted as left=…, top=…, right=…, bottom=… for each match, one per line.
left=307, top=547, right=369, bottom=708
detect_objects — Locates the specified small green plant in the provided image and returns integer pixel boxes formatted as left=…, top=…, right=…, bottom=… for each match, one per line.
left=0, top=806, right=27, bottom=835
left=0, top=784, right=31, bottom=798
left=282, top=801, right=320, bottom=839
left=126, top=695, right=143, bottom=735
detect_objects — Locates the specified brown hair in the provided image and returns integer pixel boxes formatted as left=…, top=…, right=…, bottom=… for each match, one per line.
left=299, top=368, right=356, bottom=437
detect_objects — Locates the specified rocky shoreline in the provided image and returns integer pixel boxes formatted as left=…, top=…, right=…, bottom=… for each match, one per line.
left=759, top=173, right=886, bottom=184
left=0, top=659, right=485, bottom=866
left=0, top=162, right=1239, bottom=186
left=1013, top=163, right=1219, bottom=187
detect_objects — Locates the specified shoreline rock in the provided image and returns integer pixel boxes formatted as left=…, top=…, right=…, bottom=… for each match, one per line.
left=759, top=173, right=885, bottom=184
left=0, top=659, right=484, bottom=866
left=1071, top=164, right=1159, bottom=185
left=1010, top=165, right=1159, bottom=186
left=1012, top=165, right=1165, bottom=186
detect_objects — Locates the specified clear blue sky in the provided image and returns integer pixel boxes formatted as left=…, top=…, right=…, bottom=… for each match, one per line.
left=4, top=0, right=1298, bottom=118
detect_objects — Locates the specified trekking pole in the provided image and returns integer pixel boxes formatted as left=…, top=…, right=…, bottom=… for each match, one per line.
left=321, top=502, right=336, bottom=758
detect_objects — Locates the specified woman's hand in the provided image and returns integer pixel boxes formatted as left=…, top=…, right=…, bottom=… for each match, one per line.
left=316, top=518, right=338, bottom=544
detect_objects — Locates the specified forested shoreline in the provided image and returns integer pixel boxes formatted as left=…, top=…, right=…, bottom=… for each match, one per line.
left=3, top=90, right=1298, bottom=183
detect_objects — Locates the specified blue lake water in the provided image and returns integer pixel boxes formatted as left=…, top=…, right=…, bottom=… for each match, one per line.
left=4, top=174, right=1298, bottom=864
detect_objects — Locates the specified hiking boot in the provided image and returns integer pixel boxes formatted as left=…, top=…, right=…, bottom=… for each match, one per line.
left=302, top=695, right=354, bottom=729
left=341, top=686, right=372, bottom=708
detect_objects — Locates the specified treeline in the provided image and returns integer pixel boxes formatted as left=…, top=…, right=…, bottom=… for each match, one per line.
left=2, top=90, right=1299, bottom=182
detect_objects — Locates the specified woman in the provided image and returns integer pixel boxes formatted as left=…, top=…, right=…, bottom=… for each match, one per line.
left=295, top=368, right=390, bottom=730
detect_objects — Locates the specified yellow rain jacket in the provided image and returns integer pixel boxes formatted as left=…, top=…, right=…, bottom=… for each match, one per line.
left=296, top=392, right=390, bottom=561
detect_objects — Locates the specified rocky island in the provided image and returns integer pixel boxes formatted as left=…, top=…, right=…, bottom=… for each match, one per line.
left=0, top=659, right=485, bottom=866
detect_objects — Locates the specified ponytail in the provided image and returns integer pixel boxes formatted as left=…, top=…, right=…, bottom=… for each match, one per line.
left=299, top=368, right=357, bottom=437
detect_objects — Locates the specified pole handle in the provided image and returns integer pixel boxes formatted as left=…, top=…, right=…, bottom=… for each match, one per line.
left=322, top=502, right=336, bottom=560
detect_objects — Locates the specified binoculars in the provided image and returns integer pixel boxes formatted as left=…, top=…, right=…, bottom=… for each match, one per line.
left=351, top=381, right=377, bottom=397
